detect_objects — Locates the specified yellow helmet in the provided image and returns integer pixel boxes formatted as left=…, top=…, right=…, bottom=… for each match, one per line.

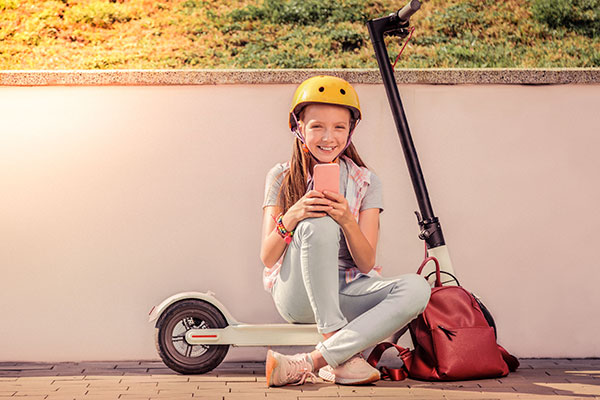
left=289, top=75, right=361, bottom=131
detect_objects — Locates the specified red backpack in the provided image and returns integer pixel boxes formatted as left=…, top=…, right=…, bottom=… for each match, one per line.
left=368, top=256, right=519, bottom=381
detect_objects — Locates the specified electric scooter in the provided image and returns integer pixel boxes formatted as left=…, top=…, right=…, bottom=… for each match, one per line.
left=149, top=0, right=458, bottom=375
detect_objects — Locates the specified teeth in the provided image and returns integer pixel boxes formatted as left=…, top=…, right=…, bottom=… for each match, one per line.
left=319, top=146, right=334, bottom=151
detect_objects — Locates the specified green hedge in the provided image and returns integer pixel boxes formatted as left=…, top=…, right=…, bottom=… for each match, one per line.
left=532, top=0, right=600, bottom=37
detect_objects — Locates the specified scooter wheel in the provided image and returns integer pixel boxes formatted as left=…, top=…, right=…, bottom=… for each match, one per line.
left=155, top=299, right=229, bottom=374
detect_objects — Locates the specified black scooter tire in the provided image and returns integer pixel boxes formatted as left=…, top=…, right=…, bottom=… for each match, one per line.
left=155, top=299, right=229, bottom=374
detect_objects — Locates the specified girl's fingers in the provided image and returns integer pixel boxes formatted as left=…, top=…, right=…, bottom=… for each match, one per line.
left=309, top=197, right=333, bottom=205
left=306, top=190, right=324, bottom=198
left=322, top=190, right=342, bottom=201
left=304, top=206, right=333, bottom=216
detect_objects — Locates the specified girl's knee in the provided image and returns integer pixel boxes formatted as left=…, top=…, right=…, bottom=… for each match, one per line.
left=393, top=273, right=431, bottom=315
left=295, top=216, right=340, bottom=243
left=413, top=274, right=432, bottom=313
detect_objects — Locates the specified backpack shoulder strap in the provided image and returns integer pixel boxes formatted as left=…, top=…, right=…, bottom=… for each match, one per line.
left=366, top=342, right=412, bottom=381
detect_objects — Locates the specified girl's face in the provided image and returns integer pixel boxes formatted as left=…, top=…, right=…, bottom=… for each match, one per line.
left=299, top=104, right=351, bottom=164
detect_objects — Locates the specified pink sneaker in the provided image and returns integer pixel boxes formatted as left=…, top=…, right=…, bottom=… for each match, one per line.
left=318, top=353, right=380, bottom=385
left=265, top=350, right=316, bottom=387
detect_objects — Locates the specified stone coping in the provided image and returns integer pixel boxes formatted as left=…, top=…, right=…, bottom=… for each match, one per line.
left=1, top=68, right=599, bottom=86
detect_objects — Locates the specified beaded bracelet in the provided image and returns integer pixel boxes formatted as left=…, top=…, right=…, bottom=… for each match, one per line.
left=272, top=213, right=294, bottom=244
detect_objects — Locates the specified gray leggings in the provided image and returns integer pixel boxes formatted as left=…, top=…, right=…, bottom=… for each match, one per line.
left=271, top=216, right=431, bottom=368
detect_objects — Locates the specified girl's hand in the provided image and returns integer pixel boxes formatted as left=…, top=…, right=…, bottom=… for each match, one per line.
left=322, top=190, right=354, bottom=228
left=282, top=190, right=333, bottom=231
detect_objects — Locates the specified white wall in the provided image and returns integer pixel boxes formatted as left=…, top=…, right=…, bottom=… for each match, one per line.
left=1, top=83, right=599, bottom=362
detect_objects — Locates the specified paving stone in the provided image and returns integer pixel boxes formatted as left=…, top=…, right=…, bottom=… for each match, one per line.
left=336, top=385, right=378, bottom=395
left=160, top=382, right=225, bottom=389
left=154, top=391, right=194, bottom=397
left=148, top=374, right=190, bottom=379
left=218, top=375, right=258, bottom=382
left=265, top=385, right=310, bottom=394
left=86, top=380, right=132, bottom=387
left=156, top=386, right=198, bottom=393
left=150, top=397, right=196, bottom=400
left=298, top=384, right=338, bottom=395
left=510, top=384, right=559, bottom=395
left=1, top=380, right=54, bottom=388
left=122, top=369, right=154, bottom=375
left=115, top=361, right=144, bottom=368
left=264, top=393, right=300, bottom=399
left=52, top=376, right=88, bottom=381
left=82, top=376, right=124, bottom=382
left=81, top=369, right=124, bottom=376
left=175, top=397, right=223, bottom=400
left=86, top=389, right=127, bottom=396
left=52, top=366, right=86, bottom=373
left=515, top=395, right=581, bottom=399
left=124, top=387, right=160, bottom=395
left=54, top=387, right=89, bottom=395
left=120, top=376, right=173, bottom=382
left=51, top=381, right=90, bottom=387
left=7, top=371, right=60, bottom=377
left=497, top=374, right=530, bottom=383
left=0, top=363, right=54, bottom=371
left=13, top=390, right=59, bottom=396
left=182, top=375, right=221, bottom=382
left=146, top=368, right=178, bottom=375
left=443, top=390, right=509, bottom=399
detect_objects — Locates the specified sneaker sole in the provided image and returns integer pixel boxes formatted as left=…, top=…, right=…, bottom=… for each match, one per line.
left=265, top=350, right=278, bottom=387
left=319, top=366, right=380, bottom=385
left=335, top=371, right=380, bottom=385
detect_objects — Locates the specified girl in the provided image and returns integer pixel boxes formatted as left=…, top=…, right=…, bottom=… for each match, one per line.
left=260, top=75, right=431, bottom=387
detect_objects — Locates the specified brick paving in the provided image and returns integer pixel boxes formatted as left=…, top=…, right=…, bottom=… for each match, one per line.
left=0, top=359, right=598, bottom=399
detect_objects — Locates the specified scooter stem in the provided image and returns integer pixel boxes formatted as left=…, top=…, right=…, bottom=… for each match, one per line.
left=367, top=4, right=445, bottom=250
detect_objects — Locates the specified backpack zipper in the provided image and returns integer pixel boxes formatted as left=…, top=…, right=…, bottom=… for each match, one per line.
left=438, top=325, right=457, bottom=341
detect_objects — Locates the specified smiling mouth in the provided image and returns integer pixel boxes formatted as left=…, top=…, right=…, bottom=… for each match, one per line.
left=318, top=146, right=336, bottom=152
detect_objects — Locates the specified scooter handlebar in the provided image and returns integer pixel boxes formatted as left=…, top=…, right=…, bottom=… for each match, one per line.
left=397, top=0, right=421, bottom=23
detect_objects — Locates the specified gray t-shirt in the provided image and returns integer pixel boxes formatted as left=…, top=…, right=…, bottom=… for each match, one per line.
left=262, top=158, right=384, bottom=269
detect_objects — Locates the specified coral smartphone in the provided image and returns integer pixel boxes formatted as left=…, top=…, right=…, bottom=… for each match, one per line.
left=313, top=163, right=339, bottom=194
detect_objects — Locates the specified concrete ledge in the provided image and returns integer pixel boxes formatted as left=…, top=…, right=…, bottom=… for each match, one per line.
left=1, top=68, right=599, bottom=86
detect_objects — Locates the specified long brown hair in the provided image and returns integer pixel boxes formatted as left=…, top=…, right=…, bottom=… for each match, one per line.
left=275, top=138, right=368, bottom=214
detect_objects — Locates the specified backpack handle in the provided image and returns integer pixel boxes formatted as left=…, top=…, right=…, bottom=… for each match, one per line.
left=417, top=255, right=442, bottom=287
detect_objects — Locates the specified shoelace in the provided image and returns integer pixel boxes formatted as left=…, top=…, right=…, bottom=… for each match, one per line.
left=290, top=370, right=317, bottom=386
left=286, top=356, right=317, bottom=385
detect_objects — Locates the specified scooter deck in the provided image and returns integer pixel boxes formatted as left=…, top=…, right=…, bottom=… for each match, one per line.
left=185, top=323, right=321, bottom=346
